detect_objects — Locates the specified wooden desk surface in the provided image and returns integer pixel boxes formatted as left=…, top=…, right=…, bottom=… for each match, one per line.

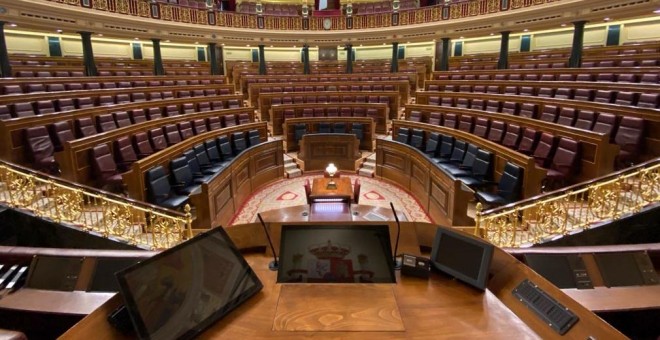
left=61, top=254, right=540, bottom=339
left=310, top=177, right=353, bottom=200
left=0, top=289, right=115, bottom=316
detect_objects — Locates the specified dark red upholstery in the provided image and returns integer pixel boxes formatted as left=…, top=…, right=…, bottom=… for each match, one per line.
left=614, top=117, right=645, bottom=167
left=574, top=110, right=596, bottom=130
left=428, top=112, right=441, bottom=125
left=637, top=94, right=659, bottom=109
left=517, top=128, right=539, bottom=155
left=13, top=102, right=35, bottom=118
left=25, top=126, right=59, bottom=174
left=443, top=114, right=457, bottom=129
left=91, top=144, right=124, bottom=193
left=163, top=124, right=182, bottom=146
left=192, top=119, right=208, bottom=135
left=532, top=133, right=557, bottom=168
left=539, top=105, right=558, bottom=122
left=113, top=137, right=138, bottom=172
left=96, top=114, right=117, bottom=132
left=113, top=112, right=132, bottom=128
left=591, top=113, right=618, bottom=141
left=74, top=118, right=97, bottom=138
left=501, top=124, right=522, bottom=149
left=556, top=108, right=577, bottom=126
left=473, top=118, right=489, bottom=138
left=458, top=115, right=473, bottom=133
left=146, top=107, right=163, bottom=120
left=177, top=122, right=194, bottom=140
left=223, top=114, right=237, bottom=127
left=132, top=132, right=154, bottom=159
left=518, top=103, right=538, bottom=119
left=129, top=109, right=147, bottom=124
left=486, top=121, right=505, bottom=143
left=501, top=102, right=518, bottom=115
left=148, top=128, right=168, bottom=151
left=544, top=137, right=580, bottom=189
left=49, top=121, right=74, bottom=152
left=35, top=101, right=56, bottom=115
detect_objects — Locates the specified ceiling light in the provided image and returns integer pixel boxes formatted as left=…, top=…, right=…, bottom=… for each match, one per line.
left=56, top=29, right=62, bottom=33
left=604, top=17, right=611, bottom=21
left=246, top=44, right=250, bottom=47
left=97, top=33, right=103, bottom=37
left=654, top=8, right=660, bottom=14
left=490, top=32, right=494, bottom=36
left=459, top=36, right=464, bottom=39
left=523, top=28, right=529, bottom=32
left=561, top=23, right=567, bottom=27
left=134, top=37, right=139, bottom=40
left=9, top=23, right=16, bottom=27
left=165, top=39, right=170, bottom=43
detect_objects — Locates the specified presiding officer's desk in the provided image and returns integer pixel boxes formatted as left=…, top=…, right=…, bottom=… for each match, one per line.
left=61, top=222, right=625, bottom=339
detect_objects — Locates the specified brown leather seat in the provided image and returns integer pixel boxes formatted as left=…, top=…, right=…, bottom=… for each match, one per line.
left=614, top=117, right=645, bottom=168
left=113, top=111, right=132, bottom=128
left=532, top=133, right=557, bottom=168
left=517, top=128, right=539, bottom=155
left=25, top=126, right=59, bottom=174
left=473, top=118, right=490, bottom=138
left=178, top=122, right=194, bottom=140
left=544, top=138, right=580, bottom=190
left=148, top=128, right=168, bottom=151
left=91, top=143, right=125, bottom=193
left=164, top=124, right=182, bottom=145
left=591, top=113, right=618, bottom=142
left=486, top=121, right=505, bottom=144
left=49, top=121, right=74, bottom=152
left=113, top=137, right=138, bottom=172
left=501, top=124, right=522, bottom=149
left=223, top=114, right=237, bottom=127
left=96, top=114, right=117, bottom=132
left=132, top=132, right=154, bottom=159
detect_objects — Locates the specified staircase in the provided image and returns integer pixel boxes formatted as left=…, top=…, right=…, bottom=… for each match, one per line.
left=358, top=153, right=376, bottom=177
left=284, top=154, right=302, bottom=178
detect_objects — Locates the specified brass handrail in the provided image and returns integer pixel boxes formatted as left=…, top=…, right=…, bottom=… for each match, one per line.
left=475, top=158, right=660, bottom=248
left=0, top=160, right=192, bottom=250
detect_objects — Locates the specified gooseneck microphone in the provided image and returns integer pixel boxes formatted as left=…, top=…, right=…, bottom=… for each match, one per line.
left=257, top=213, right=279, bottom=271
left=390, top=202, right=402, bottom=270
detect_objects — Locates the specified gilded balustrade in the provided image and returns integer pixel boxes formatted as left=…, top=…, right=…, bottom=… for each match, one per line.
left=46, top=0, right=555, bottom=30
left=475, top=158, right=660, bottom=248
left=0, top=161, right=192, bottom=250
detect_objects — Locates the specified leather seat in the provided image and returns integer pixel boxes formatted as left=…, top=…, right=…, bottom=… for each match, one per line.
left=544, top=138, right=580, bottom=190
left=434, top=135, right=455, bottom=163
left=183, top=149, right=215, bottom=181
left=232, top=132, right=248, bottom=154
left=91, top=144, right=125, bottom=193
left=473, top=118, right=490, bottom=138
left=145, top=165, right=189, bottom=210
left=294, top=124, right=307, bottom=142
left=486, top=121, right=505, bottom=144
left=614, top=117, right=645, bottom=168
left=475, top=162, right=524, bottom=207
left=208, top=117, right=222, bottom=130
left=193, top=144, right=224, bottom=173
left=539, top=105, right=558, bottom=122
left=394, top=127, right=410, bottom=144
left=223, top=114, right=237, bottom=127
left=204, top=140, right=227, bottom=166
left=574, top=110, right=596, bottom=130
left=146, top=107, right=163, bottom=120
left=113, top=112, right=132, bottom=128
left=96, top=114, right=117, bottom=132
left=351, top=124, right=364, bottom=141
left=456, top=149, right=494, bottom=189
left=501, top=124, right=522, bottom=149
left=437, top=140, right=467, bottom=168
left=113, top=136, right=138, bottom=172
left=217, top=136, right=235, bottom=162
left=517, top=128, right=539, bottom=155
left=424, top=132, right=440, bottom=158
left=238, top=113, right=250, bottom=124
left=75, top=118, right=97, bottom=138
left=318, top=123, right=332, bottom=134
left=177, top=122, right=194, bottom=140
left=458, top=116, right=473, bottom=133
left=13, top=102, right=35, bottom=118
left=148, top=128, right=168, bottom=152
left=591, top=113, right=618, bottom=142
left=35, top=100, right=56, bottom=115
left=132, top=132, right=154, bottom=159
left=533, top=133, right=558, bottom=168
left=409, top=129, right=424, bottom=149
left=428, top=112, right=442, bottom=125
left=556, top=108, right=577, bottom=126
left=443, top=114, right=458, bottom=129
left=49, top=121, right=74, bottom=152
left=25, top=126, right=60, bottom=174
left=248, top=130, right=261, bottom=146
left=192, top=119, right=208, bottom=135
left=163, top=124, right=182, bottom=146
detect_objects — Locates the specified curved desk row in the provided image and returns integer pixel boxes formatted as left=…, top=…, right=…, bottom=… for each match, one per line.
left=282, top=117, right=376, bottom=153
left=404, top=103, right=619, bottom=181
left=247, top=80, right=410, bottom=106
left=390, top=120, right=548, bottom=199
left=55, top=107, right=256, bottom=187
left=0, top=75, right=226, bottom=87
left=423, top=79, right=660, bottom=94
left=414, top=91, right=660, bottom=155
left=258, top=91, right=400, bottom=121
left=273, top=103, right=388, bottom=135
left=122, top=121, right=269, bottom=202
left=0, top=95, right=245, bottom=164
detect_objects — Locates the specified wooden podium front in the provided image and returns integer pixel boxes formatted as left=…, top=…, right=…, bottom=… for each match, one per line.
left=298, top=134, right=361, bottom=172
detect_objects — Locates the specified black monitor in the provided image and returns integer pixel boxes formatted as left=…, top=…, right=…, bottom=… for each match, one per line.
left=277, top=225, right=396, bottom=284
left=115, top=227, right=263, bottom=340
left=430, top=227, right=494, bottom=290
left=594, top=252, right=647, bottom=287
left=524, top=254, right=582, bottom=289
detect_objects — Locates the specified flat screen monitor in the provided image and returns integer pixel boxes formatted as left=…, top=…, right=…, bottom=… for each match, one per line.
left=277, top=225, right=396, bottom=283
left=430, top=227, right=494, bottom=290
left=88, top=257, right=143, bottom=292
left=594, top=252, right=646, bottom=287
left=26, top=255, right=84, bottom=291
left=115, top=227, right=263, bottom=340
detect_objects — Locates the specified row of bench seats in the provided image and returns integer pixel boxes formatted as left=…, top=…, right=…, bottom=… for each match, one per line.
left=245, top=75, right=410, bottom=84
left=144, top=132, right=261, bottom=209
left=449, top=59, right=659, bottom=71
left=0, top=95, right=240, bottom=120
left=271, top=94, right=390, bottom=105
left=283, top=107, right=379, bottom=119
left=293, top=123, right=365, bottom=142
left=11, top=69, right=211, bottom=77
left=426, top=88, right=659, bottom=109
left=455, top=47, right=659, bottom=63
left=394, top=128, right=525, bottom=206
left=409, top=108, right=643, bottom=167
left=258, top=84, right=397, bottom=93
left=0, top=79, right=228, bottom=95
left=432, top=72, right=659, bottom=84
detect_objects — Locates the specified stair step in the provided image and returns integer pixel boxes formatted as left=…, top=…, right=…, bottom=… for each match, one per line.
left=358, top=168, right=374, bottom=177
left=286, top=169, right=302, bottom=178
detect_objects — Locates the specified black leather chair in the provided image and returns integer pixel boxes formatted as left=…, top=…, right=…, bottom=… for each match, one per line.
left=441, top=144, right=478, bottom=177
left=352, top=124, right=364, bottom=141
left=394, top=127, right=410, bottom=144
left=217, top=136, right=235, bottom=162
left=248, top=130, right=261, bottom=146
left=205, top=140, right=228, bottom=166
left=232, top=132, right=248, bottom=154
left=435, top=135, right=455, bottom=163
left=318, top=123, right=332, bottom=133
left=169, top=156, right=202, bottom=195
left=183, top=150, right=214, bottom=181
left=294, top=124, right=307, bottom=142
left=193, top=144, right=224, bottom=173
left=409, top=129, right=424, bottom=149
left=475, top=162, right=524, bottom=207
left=456, top=150, right=494, bottom=189
left=424, top=132, right=440, bottom=158
left=437, top=140, right=467, bottom=168
left=145, top=166, right=189, bottom=210
left=333, top=123, right=347, bottom=133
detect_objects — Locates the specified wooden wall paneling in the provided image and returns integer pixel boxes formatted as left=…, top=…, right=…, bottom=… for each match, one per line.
left=282, top=117, right=376, bottom=152
left=274, top=104, right=387, bottom=136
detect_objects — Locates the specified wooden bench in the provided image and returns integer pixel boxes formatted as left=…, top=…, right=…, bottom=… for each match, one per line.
left=271, top=103, right=387, bottom=135
left=55, top=107, right=256, bottom=187
left=391, top=120, right=548, bottom=199
left=239, top=72, right=418, bottom=94
left=404, top=104, right=620, bottom=182
left=282, top=117, right=376, bottom=152
left=431, top=66, right=660, bottom=80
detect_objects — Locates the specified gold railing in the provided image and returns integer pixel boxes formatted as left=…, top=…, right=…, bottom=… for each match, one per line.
left=475, top=158, right=660, bottom=248
left=0, top=161, right=192, bottom=250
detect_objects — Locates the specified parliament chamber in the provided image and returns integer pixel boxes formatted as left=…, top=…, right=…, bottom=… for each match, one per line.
left=0, top=0, right=658, bottom=338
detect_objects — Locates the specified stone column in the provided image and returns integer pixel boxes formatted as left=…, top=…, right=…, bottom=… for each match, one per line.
left=497, top=31, right=510, bottom=70
left=0, top=22, right=12, bottom=78
left=78, top=31, right=98, bottom=76
left=568, top=21, right=587, bottom=68
left=258, top=44, right=266, bottom=75
left=152, top=38, right=165, bottom=76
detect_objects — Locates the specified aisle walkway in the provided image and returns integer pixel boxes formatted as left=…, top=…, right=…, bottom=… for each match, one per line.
left=230, top=173, right=432, bottom=225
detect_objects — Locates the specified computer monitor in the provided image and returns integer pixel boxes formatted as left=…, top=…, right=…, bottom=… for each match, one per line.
left=277, top=225, right=396, bottom=284
left=430, top=227, right=494, bottom=290
left=115, top=227, right=263, bottom=340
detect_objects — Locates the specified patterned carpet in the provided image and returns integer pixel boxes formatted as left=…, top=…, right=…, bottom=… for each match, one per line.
left=230, top=173, right=432, bottom=225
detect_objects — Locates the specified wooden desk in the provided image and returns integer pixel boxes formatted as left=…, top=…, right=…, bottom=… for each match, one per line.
left=310, top=177, right=353, bottom=202
left=298, top=134, right=362, bottom=172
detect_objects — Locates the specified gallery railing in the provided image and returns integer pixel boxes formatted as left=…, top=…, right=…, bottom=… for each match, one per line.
left=47, top=0, right=557, bottom=30
left=475, top=157, right=660, bottom=248
left=0, top=160, right=192, bottom=250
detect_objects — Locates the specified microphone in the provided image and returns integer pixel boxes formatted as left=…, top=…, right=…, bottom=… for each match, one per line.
left=390, top=202, right=402, bottom=270
left=257, top=213, right=279, bottom=271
